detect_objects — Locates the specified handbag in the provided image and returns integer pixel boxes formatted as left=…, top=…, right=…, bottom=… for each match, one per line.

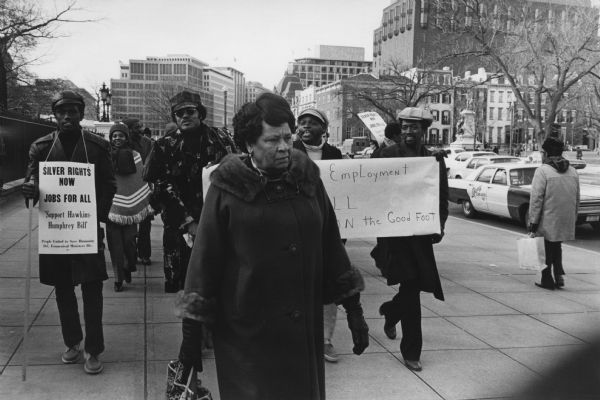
left=166, top=360, right=212, bottom=400
left=517, top=236, right=546, bottom=271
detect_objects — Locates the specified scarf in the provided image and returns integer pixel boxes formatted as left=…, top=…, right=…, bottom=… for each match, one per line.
left=303, top=139, right=325, bottom=161
left=108, top=151, right=153, bottom=225
left=111, top=147, right=137, bottom=175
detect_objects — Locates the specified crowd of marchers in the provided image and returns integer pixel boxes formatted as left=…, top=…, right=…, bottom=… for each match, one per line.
left=20, top=89, right=579, bottom=400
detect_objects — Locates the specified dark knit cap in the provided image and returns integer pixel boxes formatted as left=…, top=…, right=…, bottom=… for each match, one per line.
left=542, top=136, right=564, bottom=156
left=109, top=123, right=130, bottom=140
left=122, top=118, right=140, bottom=129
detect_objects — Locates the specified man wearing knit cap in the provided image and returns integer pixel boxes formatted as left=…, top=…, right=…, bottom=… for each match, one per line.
left=144, top=90, right=237, bottom=292
left=528, top=137, right=579, bottom=290
left=22, top=90, right=116, bottom=374
left=293, top=107, right=344, bottom=363
left=123, top=118, right=154, bottom=266
left=373, top=106, right=448, bottom=372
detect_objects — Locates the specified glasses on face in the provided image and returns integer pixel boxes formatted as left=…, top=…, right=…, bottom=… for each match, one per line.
left=174, top=108, right=197, bottom=118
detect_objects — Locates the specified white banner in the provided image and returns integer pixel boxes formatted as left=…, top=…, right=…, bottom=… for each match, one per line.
left=314, top=158, right=440, bottom=238
left=38, top=162, right=98, bottom=254
left=357, top=111, right=387, bottom=145
left=203, top=157, right=440, bottom=239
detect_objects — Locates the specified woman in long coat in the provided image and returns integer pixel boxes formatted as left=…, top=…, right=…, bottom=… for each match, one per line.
left=173, top=93, right=369, bottom=400
left=528, top=137, right=580, bottom=289
left=372, top=107, right=448, bottom=372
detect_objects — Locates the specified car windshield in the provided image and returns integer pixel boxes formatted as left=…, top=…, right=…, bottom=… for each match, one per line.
left=491, top=157, right=519, bottom=163
left=509, top=168, right=535, bottom=186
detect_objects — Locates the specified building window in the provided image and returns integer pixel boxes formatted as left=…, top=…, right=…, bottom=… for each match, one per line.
left=497, top=108, right=503, bottom=121
left=432, top=110, right=439, bottom=121
left=489, top=107, right=494, bottom=120
left=489, top=90, right=495, bottom=103
left=441, top=93, right=451, bottom=104
left=498, top=91, right=503, bottom=103
left=430, top=94, right=439, bottom=103
left=488, top=127, right=494, bottom=142
left=130, top=63, right=143, bottom=73
left=441, top=110, right=450, bottom=125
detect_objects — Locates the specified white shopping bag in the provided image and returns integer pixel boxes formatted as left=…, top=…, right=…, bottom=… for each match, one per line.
left=517, top=237, right=546, bottom=271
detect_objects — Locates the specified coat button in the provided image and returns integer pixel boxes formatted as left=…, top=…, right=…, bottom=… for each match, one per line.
left=291, top=310, right=301, bottom=320
left=289, top=243, right=297, bottom=252
left=275, top=185, right=283, bottom=192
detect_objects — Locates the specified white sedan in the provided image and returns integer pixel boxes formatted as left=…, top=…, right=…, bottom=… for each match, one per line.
left=448, top=163, right=600, bottom=230
left=445, top=151, right=497, bottom=178
left=450, top=155, right=522, bottom=179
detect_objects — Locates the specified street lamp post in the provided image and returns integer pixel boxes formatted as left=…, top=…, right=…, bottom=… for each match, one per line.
left=99, top=82, right=112, bottom=122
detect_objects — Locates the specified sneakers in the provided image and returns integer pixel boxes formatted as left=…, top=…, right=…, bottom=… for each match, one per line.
left=83, top=351, right=104, bottom=374
left=61, top=344, right=81, bottom=364
left=324, top=343, right=339, bottom=363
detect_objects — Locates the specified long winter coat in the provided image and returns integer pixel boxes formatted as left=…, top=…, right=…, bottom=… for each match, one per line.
left=372, top=142, right=448, bottom=301
left=529, top=158, right=580, bottom=242
left=25, top=130, right=116, bottom=286
left=176, top=150, right=364, bottom=400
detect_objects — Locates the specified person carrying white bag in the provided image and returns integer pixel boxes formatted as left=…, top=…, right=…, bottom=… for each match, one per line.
left=527, top=134, right=580, bottom=290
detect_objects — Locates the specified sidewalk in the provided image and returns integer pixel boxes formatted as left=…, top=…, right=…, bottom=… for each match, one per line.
left=1, top=194, right=599, bottom=400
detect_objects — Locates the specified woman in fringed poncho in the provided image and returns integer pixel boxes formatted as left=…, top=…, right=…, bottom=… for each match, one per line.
left=106, top=123, right=153, bottom=291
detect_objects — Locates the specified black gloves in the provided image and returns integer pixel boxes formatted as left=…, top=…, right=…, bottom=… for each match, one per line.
left=528, top=223, right=538, bottom=233
left=342, top=293, right=369, bottom=355
left=22, top=181, right=39, bottom=208
left=431, top=231, right=444, bottom=244
left=433, top=151, right=448, bottom=162
left=178, top=318, right=204, bottom=372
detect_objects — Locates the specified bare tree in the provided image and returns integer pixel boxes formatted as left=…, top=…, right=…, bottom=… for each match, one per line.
left=143, top=81, right=188, bottom=124
left=0, top=0, right=94, bottom=111
left=341, top=61, right=459, bottom=122
left=431, top=0, right=600, bottom=145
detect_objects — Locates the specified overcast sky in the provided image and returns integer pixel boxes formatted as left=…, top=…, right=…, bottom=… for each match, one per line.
left=28, top=0, right=392, bottom=93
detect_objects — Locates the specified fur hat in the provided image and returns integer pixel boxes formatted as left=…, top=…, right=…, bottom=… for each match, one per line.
left=170, top=90, right=207, bottom=121
left=542, top=136, right=564, bottom=156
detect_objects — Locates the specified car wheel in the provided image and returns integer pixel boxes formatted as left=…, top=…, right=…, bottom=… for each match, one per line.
left=462, top=199, right=477, bottom=218
left=456, top=175, right=462, bottom=179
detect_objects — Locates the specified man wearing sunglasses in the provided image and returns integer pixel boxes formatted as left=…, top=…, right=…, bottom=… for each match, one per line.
left=144, top=90, right=236, bottom=293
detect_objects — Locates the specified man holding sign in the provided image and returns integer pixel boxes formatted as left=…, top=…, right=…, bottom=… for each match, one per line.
left=372, top=107, right=448, bottom=372
left=22, top=90, right=116, bottom=375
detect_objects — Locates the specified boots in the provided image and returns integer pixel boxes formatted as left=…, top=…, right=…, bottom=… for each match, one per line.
left=535, top=267, right=555, bottom=290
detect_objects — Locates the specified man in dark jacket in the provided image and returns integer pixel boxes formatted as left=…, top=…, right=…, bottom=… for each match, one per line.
left=373, top=107, right=448, bottom=372
left=22, top=90, right=116, bottom=375
left=144, top=90, right=236, bottom=292
left=294, top=108, right=344, bottom=363
left=123, top=118, right=154, bottom=268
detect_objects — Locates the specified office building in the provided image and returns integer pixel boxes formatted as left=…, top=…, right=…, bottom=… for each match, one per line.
left=215, top=67, right=246, bottom=114
left=111, top=54, right=234, bottom=135
left=281, top=45, right=372, bottom=91
left=373, top=0, right=593, bottom=77
left=245, top=81, right=269, bottom=103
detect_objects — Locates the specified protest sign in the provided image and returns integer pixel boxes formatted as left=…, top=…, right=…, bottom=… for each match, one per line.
left=314, top=157, right=440, bottom=239
left=357, top=111, right=387, bottom=145
left=38, top=162, right=98, bottom=254
left=202, top=157, right=440, bottom=239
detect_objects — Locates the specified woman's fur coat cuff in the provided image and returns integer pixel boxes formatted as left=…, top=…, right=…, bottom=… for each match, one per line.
left=329, top=267, right=365, bottom=305
left=174, top=291, right=216, bottom=324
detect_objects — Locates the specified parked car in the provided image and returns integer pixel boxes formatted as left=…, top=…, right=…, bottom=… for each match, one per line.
left=448, top=163, right=600, bottom=231
left=522, top=151, right=586, bottom=169
left=442, top=147, right=466, bottom=158
left=341, top=136, right=370, bottom=156
left=445, top=151, right=497, bottom=178
left=450, top=155, right=522, bottom=179
left=353, top=147, right=375, bottom=159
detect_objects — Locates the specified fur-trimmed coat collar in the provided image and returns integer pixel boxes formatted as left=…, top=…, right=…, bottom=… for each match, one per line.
left=210, top=149, right=321, bottom=202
